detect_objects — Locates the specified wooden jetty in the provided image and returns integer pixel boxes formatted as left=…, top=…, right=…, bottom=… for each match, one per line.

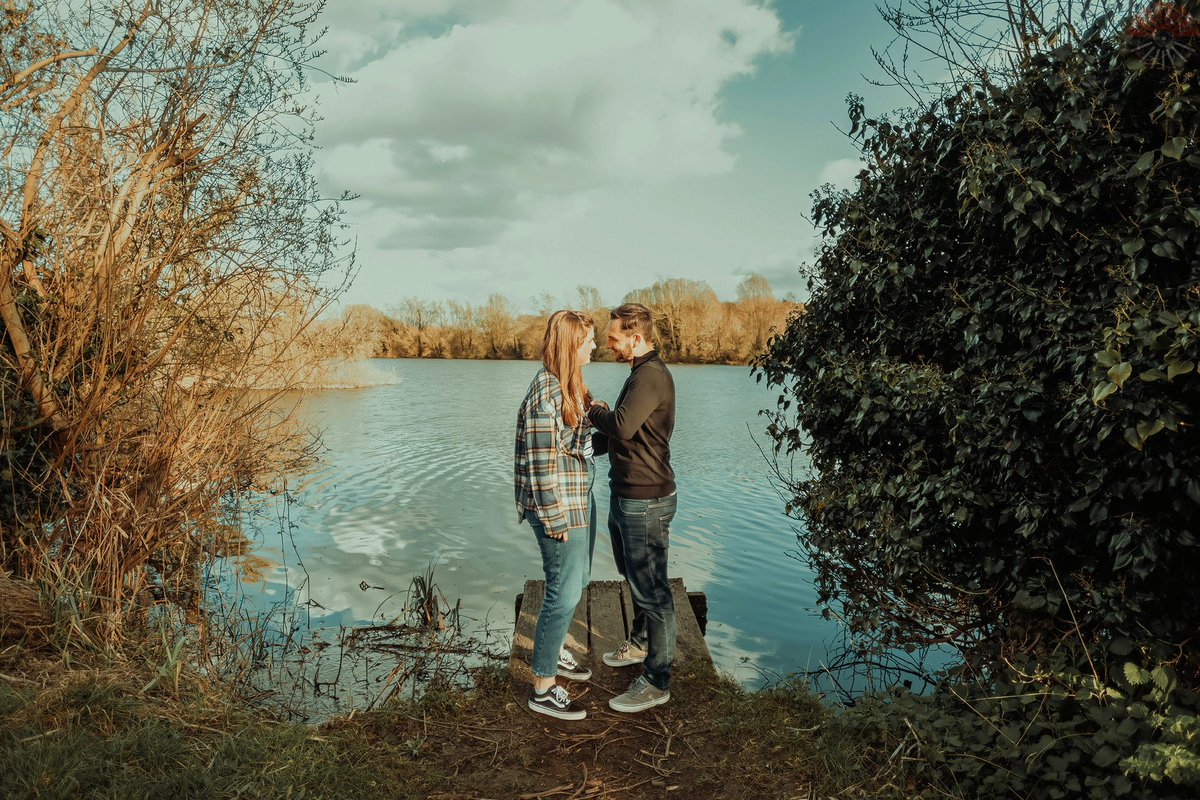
left=510, top=579, right=713, bottom=686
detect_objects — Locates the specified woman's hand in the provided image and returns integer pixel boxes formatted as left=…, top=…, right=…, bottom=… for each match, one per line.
left=547, top=529, right=570, bottom=542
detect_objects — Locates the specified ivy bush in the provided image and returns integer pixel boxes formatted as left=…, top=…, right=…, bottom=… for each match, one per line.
left=758, top=7, right=1200, bottom=796
left=757, top=12, right=1200, bottom=658
left=837, top=645, right=1200, bottom=799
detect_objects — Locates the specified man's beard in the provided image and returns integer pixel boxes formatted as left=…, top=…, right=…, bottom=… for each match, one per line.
left=614, top=342, right=634, bottom=362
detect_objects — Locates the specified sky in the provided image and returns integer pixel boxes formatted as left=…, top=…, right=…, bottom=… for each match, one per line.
left=309, top=0, right=915, bottom=312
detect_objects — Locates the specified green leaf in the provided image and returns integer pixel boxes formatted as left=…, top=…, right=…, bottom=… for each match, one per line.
left=1162, top=136, right=1188, bottom=159
left=1109, top=637, right=1134, bottom=656
left=1093, top=745, right=1120, bottom=768
left=1092, top=381, right=1118, bottom=404
left=1121, top=237, right=1145, bottom=256
left=1137, top=420, right=1164, bottom=442
left=1107, top=362, right=1132, bottom=388
left=1124, top=662, right=1151, bottom=686
left=1124, top=427, right=1142, bottom=450
left=1167, top=360, right=1195, bottom=380
left=1139, top=369, right=1168, bottom=382
left=1151, top=666, right=1177, bottom=694
left=1131, top=150, right=1156, bottom=174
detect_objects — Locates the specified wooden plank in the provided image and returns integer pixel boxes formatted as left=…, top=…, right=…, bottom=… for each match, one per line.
left=587, top=580, right=626, bottom=662
left=511, top=578, right=711, bottom=685
left=509, top=579, right=543, bottom=682
left=670, top=577, right=712, bottom=670
left=511, top=579, right=590, bottom=664
left=564, top=586, right=589, bottom=656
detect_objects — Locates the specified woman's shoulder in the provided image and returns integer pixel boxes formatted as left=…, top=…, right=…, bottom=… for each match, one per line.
left=527, top=367, right=562, bottom=399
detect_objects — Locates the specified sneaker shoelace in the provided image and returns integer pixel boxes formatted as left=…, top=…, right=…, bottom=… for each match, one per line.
left=558, top=649, right=578, bottom=669
left=549, top=685, right=571, bottom=706
left=627, top=676, right=650, bottom=697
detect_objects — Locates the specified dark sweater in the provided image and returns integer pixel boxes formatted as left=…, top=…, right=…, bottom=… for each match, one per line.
left=588, top=350, right=676, bottom=500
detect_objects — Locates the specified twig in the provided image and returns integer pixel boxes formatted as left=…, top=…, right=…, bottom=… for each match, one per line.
left=560, top=722, right=619, bottom=753
left=633, top=755, right=677, bottom=777
left=582, top=776, right=659, bottom=797
left=593, top=734, right=636, bottom=760
left=0, top=671, right=37, bottom=685
left=518, top=783, right=574, bottom=799
left=566, top=765, right=589, bottom=800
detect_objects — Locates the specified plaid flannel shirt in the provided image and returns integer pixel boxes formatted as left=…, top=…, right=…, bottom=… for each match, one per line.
left=514, top=368, right=593, bottom=537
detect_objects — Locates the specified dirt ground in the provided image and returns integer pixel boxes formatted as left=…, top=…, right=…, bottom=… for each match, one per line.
left=332, top=661, right=887, bottom=800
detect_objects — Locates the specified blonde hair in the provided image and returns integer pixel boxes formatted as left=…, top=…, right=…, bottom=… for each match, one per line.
left=542, top=310, right=594, bottom=427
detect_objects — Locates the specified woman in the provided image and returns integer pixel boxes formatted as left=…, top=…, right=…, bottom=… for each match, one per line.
left=514, top=310, right=598, bottom=721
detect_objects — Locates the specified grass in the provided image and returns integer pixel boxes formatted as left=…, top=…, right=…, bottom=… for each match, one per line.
left=0, top=638, right=923, bottom=800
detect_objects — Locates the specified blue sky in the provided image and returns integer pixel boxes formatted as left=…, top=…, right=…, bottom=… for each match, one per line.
left=312, top=1, right=915, bottom=311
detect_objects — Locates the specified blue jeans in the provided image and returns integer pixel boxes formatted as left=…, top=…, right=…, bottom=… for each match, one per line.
left=609, top=493, right=677, bottom=691
left=528, top=479, right=597, bottom=678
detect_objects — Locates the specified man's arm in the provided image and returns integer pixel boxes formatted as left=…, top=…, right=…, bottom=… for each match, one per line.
left=588, top=369, right=661, bottom=440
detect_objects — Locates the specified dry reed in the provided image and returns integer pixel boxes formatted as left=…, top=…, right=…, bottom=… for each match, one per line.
left=0, top=0, right=352, bottom=645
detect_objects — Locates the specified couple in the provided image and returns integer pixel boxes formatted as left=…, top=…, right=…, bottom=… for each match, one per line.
left=514, top=302, right=677, bottom=721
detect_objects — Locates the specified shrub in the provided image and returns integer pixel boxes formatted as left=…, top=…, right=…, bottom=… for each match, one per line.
left=840, top=646, right=1200, bottom=799
left=0, top=1, right=351, bottom=639
left=756, top=10, right=1200, bottom=660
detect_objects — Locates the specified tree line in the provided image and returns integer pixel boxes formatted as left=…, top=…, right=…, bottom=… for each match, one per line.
left=316, top=274, right=802, bottom=365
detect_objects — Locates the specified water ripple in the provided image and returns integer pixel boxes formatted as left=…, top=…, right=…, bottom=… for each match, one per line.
left=232, top=359, right=831, bottom=687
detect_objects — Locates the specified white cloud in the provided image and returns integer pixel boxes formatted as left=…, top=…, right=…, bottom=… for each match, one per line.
left=315, top=0, right=792, bottom=251
left=816, top=157, right=862, bottom=188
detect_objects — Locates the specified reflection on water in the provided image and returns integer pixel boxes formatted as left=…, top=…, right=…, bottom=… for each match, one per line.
left=231, top=358, right=833, bottom=691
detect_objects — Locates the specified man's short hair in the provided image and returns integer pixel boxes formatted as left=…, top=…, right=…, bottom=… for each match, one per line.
left=610, top=303, right=654, bottom=342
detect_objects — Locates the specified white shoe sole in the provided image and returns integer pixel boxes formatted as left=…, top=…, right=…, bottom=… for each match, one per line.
left=528, top=699, right=586, bottom=721
left=557, top=666, right=592, bottom=681
left=602, top=654, right=647, bottom=668
left=608, top=692, right=670, bottom=714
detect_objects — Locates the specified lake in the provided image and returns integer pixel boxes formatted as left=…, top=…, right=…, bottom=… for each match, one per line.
left=225, top=358, right=835, bottom=696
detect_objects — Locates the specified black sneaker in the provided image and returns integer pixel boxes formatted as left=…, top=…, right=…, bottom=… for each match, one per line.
left=557, top=648, right=592, bottom=681
left=528, top=684, right=587, bottom=720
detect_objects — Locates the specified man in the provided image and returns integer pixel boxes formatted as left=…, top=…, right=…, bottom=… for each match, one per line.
left=588, top=302, right=677, bottom=713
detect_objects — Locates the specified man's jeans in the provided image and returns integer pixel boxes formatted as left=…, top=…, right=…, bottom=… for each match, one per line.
left=527, top=478, right=597, bottom=679
left=609, top=492, right=677, bottom=691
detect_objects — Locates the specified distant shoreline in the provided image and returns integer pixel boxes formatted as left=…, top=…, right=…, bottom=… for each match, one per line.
left=362, top=354, right=757, bottom=368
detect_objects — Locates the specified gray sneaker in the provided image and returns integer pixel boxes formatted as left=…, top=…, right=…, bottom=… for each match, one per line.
left=602, top=639, right=648, bottom=668
left=608, top=675, right=669, bottom=713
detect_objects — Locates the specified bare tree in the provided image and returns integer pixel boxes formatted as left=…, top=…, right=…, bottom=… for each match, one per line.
left=396, top=297, right=443, bottom=357
left=872, top=1, right=1144, bottom=102
left=531, top=291, right=558, bottom=317
left=0, top=0, right=351, bottom=638
left=480, top=293, right=518, bottom=358
left=737, top=272, right=776, bottom=355
left=444, top=300, right=479, bottom=357
left=576, top=285, right=604, bottom=311
left=625, top=278, right=719, bottom=360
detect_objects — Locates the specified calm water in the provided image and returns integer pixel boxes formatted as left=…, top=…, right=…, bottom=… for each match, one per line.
left=234, top=358, right=830, bottom=689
